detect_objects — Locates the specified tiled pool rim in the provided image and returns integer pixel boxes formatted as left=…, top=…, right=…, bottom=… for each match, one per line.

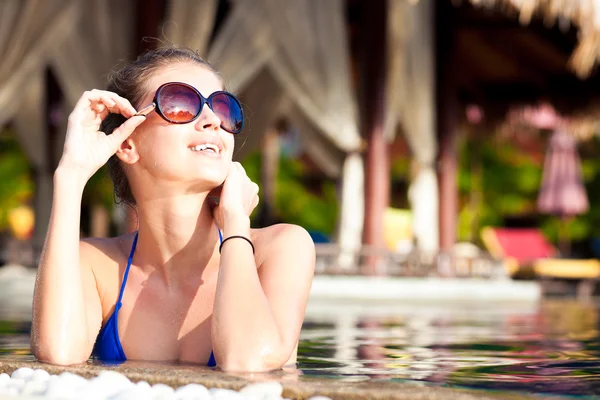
left=0, top=358, right=550, bottom=400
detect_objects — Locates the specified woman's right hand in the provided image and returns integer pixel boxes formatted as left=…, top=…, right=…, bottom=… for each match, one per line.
left=58, top=89, right=146, bottom=182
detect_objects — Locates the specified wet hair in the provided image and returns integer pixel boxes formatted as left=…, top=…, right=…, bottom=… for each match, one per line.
left=100, top=47, right=222, bottom=206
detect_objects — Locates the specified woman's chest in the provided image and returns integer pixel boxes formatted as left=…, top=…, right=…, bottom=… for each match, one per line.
left=108, top=271, right=218, bottom=363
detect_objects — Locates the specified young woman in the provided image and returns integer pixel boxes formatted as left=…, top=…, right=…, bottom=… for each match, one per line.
left=31, top=47, right=315, bottom=372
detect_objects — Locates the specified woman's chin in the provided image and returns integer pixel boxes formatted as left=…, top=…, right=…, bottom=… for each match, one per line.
left=184, top=166, right=226, bottom=183
left=188, top=174, right=225, bottom=190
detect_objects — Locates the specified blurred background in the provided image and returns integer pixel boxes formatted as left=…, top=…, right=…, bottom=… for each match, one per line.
left=2, top=1, right=600, bottom=395
left=2, top=0, right=600, bottom=283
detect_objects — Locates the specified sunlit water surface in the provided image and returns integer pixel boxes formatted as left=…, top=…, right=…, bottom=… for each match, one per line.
left=2, top=299, right=600, bottom=398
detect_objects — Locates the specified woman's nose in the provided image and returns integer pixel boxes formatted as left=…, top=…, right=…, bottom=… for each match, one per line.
left=195, top=104, right=221, bottom=131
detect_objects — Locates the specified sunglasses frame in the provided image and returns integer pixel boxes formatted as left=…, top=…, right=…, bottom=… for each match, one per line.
left=135, top=82, right=244, bottom=134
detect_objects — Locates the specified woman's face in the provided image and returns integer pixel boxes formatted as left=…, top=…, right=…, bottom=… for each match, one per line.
left=130, top=62, right=235, bottom=191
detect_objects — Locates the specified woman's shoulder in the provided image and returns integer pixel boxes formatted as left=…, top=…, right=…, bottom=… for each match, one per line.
left=252, top=223, right=313, bottom=245
left=79, top=232, right=137, bottom=268
left=251, top=223, right=315, bottom=266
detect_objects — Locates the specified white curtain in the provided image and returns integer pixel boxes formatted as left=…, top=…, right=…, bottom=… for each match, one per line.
left=261, top=0, right=364, bottom=265
left=263, top=0, right=361, bottom=152
left=163, top=0, right=361, bottom=152
left=50, top=0, right=135, bottom=162
left=232, top=70, right=286, bottom=161
left=207, top=0, right=276, bottom=93
left=287, top=108, right=345, bottom=178
left=335, top=153, right=365, bottom=266
left=163, top=0, right=217, bottom=56
left=0, top=0, right=81, bottom=253
left=389, top=0, right=439, bottom=252
left=47, top=0, right=136, bottom=236
left=164, top=0, right=364, bottom=263
left=50, top=0, right=135, bottom=108
left=13, top=72, right=51, bottom=254
left=0, top=0, right=80, bottom=130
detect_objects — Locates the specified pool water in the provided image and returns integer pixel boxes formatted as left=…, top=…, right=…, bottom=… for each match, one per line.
left=298, top=299, right=600, bottom=397
left=2, top=299, right=600, bottom=397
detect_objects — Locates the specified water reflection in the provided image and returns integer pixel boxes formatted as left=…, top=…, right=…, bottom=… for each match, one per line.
left=2, top=300, right=600, bottom=396
left=298, top=299, right=600, bottom=396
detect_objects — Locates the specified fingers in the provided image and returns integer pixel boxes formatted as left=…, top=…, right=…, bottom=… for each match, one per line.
left=71, top=89, right=137, bottom=122
left=232, top=162, right=247, bottom=176
left=249, top=182, right=260, bottom=210
left=230, top=163, right=257, bottom=195
left=107, top=115, right=147, bottom=149
left=90, top=89, right=137, bottom=117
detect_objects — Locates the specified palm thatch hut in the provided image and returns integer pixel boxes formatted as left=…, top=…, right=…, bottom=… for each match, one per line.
left=467, top=0, right=600, bottom=78
left=436, top=0, right=600, bottom=250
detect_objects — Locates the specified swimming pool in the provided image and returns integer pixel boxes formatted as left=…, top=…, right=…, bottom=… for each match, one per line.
left=300, top=298, right=600, bottom=397
left=1, top=299, right=599, bottom=398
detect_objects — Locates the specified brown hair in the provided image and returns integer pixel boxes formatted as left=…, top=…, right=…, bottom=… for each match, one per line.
left=100, top=47, right=222, bottom=206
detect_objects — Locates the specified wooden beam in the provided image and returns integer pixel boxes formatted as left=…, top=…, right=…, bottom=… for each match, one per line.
left=437, top=0, right=459, bottom=253
left=360, top=0, right=388, bottom=275
left=135, top=0, right=166, bottom=54
left=123, top=0, right=166, bottom=233
left=455, top=30, right=546, bottom=86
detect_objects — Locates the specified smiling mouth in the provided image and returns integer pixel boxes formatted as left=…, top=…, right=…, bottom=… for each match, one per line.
left=189, top=143, right=220, bottom=154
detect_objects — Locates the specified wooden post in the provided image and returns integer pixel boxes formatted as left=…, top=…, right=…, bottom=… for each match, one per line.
left=135, top=0, right=166, bottom=54
left=122, top=0, right=165, bottom=233
left=436, top=0, right=459, bottom=252
left=360, top=0, right=389, bottom=275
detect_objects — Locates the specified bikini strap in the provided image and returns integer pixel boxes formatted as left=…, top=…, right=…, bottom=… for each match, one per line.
left=217, top=226, right=223, bottom=244
left=117, top=232, right=138, bottom=305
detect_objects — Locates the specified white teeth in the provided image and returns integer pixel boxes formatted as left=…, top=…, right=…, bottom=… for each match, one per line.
left=190, top=143, right=219, bottom=153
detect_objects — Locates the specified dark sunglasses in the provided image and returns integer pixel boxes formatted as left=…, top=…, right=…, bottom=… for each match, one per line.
left=135, top=82, right=244, bottom=134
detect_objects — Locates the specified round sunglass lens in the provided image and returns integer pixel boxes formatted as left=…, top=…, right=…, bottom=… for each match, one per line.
left=157, top=84, right=201, bottom=123
left=210, top=93, right=244, bottom=133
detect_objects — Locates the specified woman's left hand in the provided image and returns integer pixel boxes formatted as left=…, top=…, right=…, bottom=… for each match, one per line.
left=211, top=162, right=259, bottom=229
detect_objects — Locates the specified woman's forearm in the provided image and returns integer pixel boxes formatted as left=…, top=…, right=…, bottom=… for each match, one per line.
left=31, top=166, right=95, bottom=364
left=212, top=214, right=286, bottom=371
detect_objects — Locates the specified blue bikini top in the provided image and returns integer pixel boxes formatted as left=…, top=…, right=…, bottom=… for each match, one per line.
left=93, top=231, right=222, bottom=366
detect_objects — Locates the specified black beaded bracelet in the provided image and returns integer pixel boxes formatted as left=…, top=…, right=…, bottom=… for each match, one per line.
left=219, top=235, right=255, bottom=254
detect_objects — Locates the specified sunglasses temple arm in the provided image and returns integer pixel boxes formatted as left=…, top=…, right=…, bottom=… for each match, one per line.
left=134, top=103, right=156, bottom=117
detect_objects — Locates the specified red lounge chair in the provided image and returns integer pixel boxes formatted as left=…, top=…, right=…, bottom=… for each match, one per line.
left=481, top=227, right=600, bottom=281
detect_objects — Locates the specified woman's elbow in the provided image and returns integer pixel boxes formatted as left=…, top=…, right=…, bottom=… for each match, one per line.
left=37, top=355, right=87, bottom=366
left=31, top=339, right=89, bottom=366
left=218, top=358, right=282, bottom=373
left=216, top=348, right=289, bottom=372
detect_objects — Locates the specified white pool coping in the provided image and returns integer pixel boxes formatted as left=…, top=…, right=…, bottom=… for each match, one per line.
left=309, top=275, right=541, bottom=303
left=0, top=264, right=541, bottom=322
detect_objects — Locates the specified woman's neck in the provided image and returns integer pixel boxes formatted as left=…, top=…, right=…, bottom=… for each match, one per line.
left=132, top=192, right=220, bottom=286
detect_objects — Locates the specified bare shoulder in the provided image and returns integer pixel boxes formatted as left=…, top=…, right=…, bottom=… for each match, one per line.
left=79, top=233, right=137, bottom=289
left=80, top=233, right=136, bottom=266
left=251, top=224, right=315, bottom=270
left=79, top=233, right=137, bottom=310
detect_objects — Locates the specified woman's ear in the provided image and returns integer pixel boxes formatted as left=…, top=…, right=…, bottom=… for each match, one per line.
left=115, top=137, right=139, bottom=165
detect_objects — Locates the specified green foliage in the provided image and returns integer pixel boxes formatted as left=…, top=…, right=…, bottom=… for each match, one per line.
left=7, top=120, right=600, bottom=250
left=391, top=157, right=410, bottom=179
left=83, top=166, right=115, bottom=209
left=458, top=132, right=600, bottom=247
left=242, top=152, right=338, bottom=235
left=0, top=131, right=33, bottom=231
left=458, top=135, right=543, bottom=242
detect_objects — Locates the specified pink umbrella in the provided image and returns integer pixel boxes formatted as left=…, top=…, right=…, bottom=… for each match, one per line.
left=537, top=130, right=589, bottom=254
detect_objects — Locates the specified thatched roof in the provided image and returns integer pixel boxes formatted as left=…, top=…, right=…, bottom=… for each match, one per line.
left=464, top=0, right=600, bottom=78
